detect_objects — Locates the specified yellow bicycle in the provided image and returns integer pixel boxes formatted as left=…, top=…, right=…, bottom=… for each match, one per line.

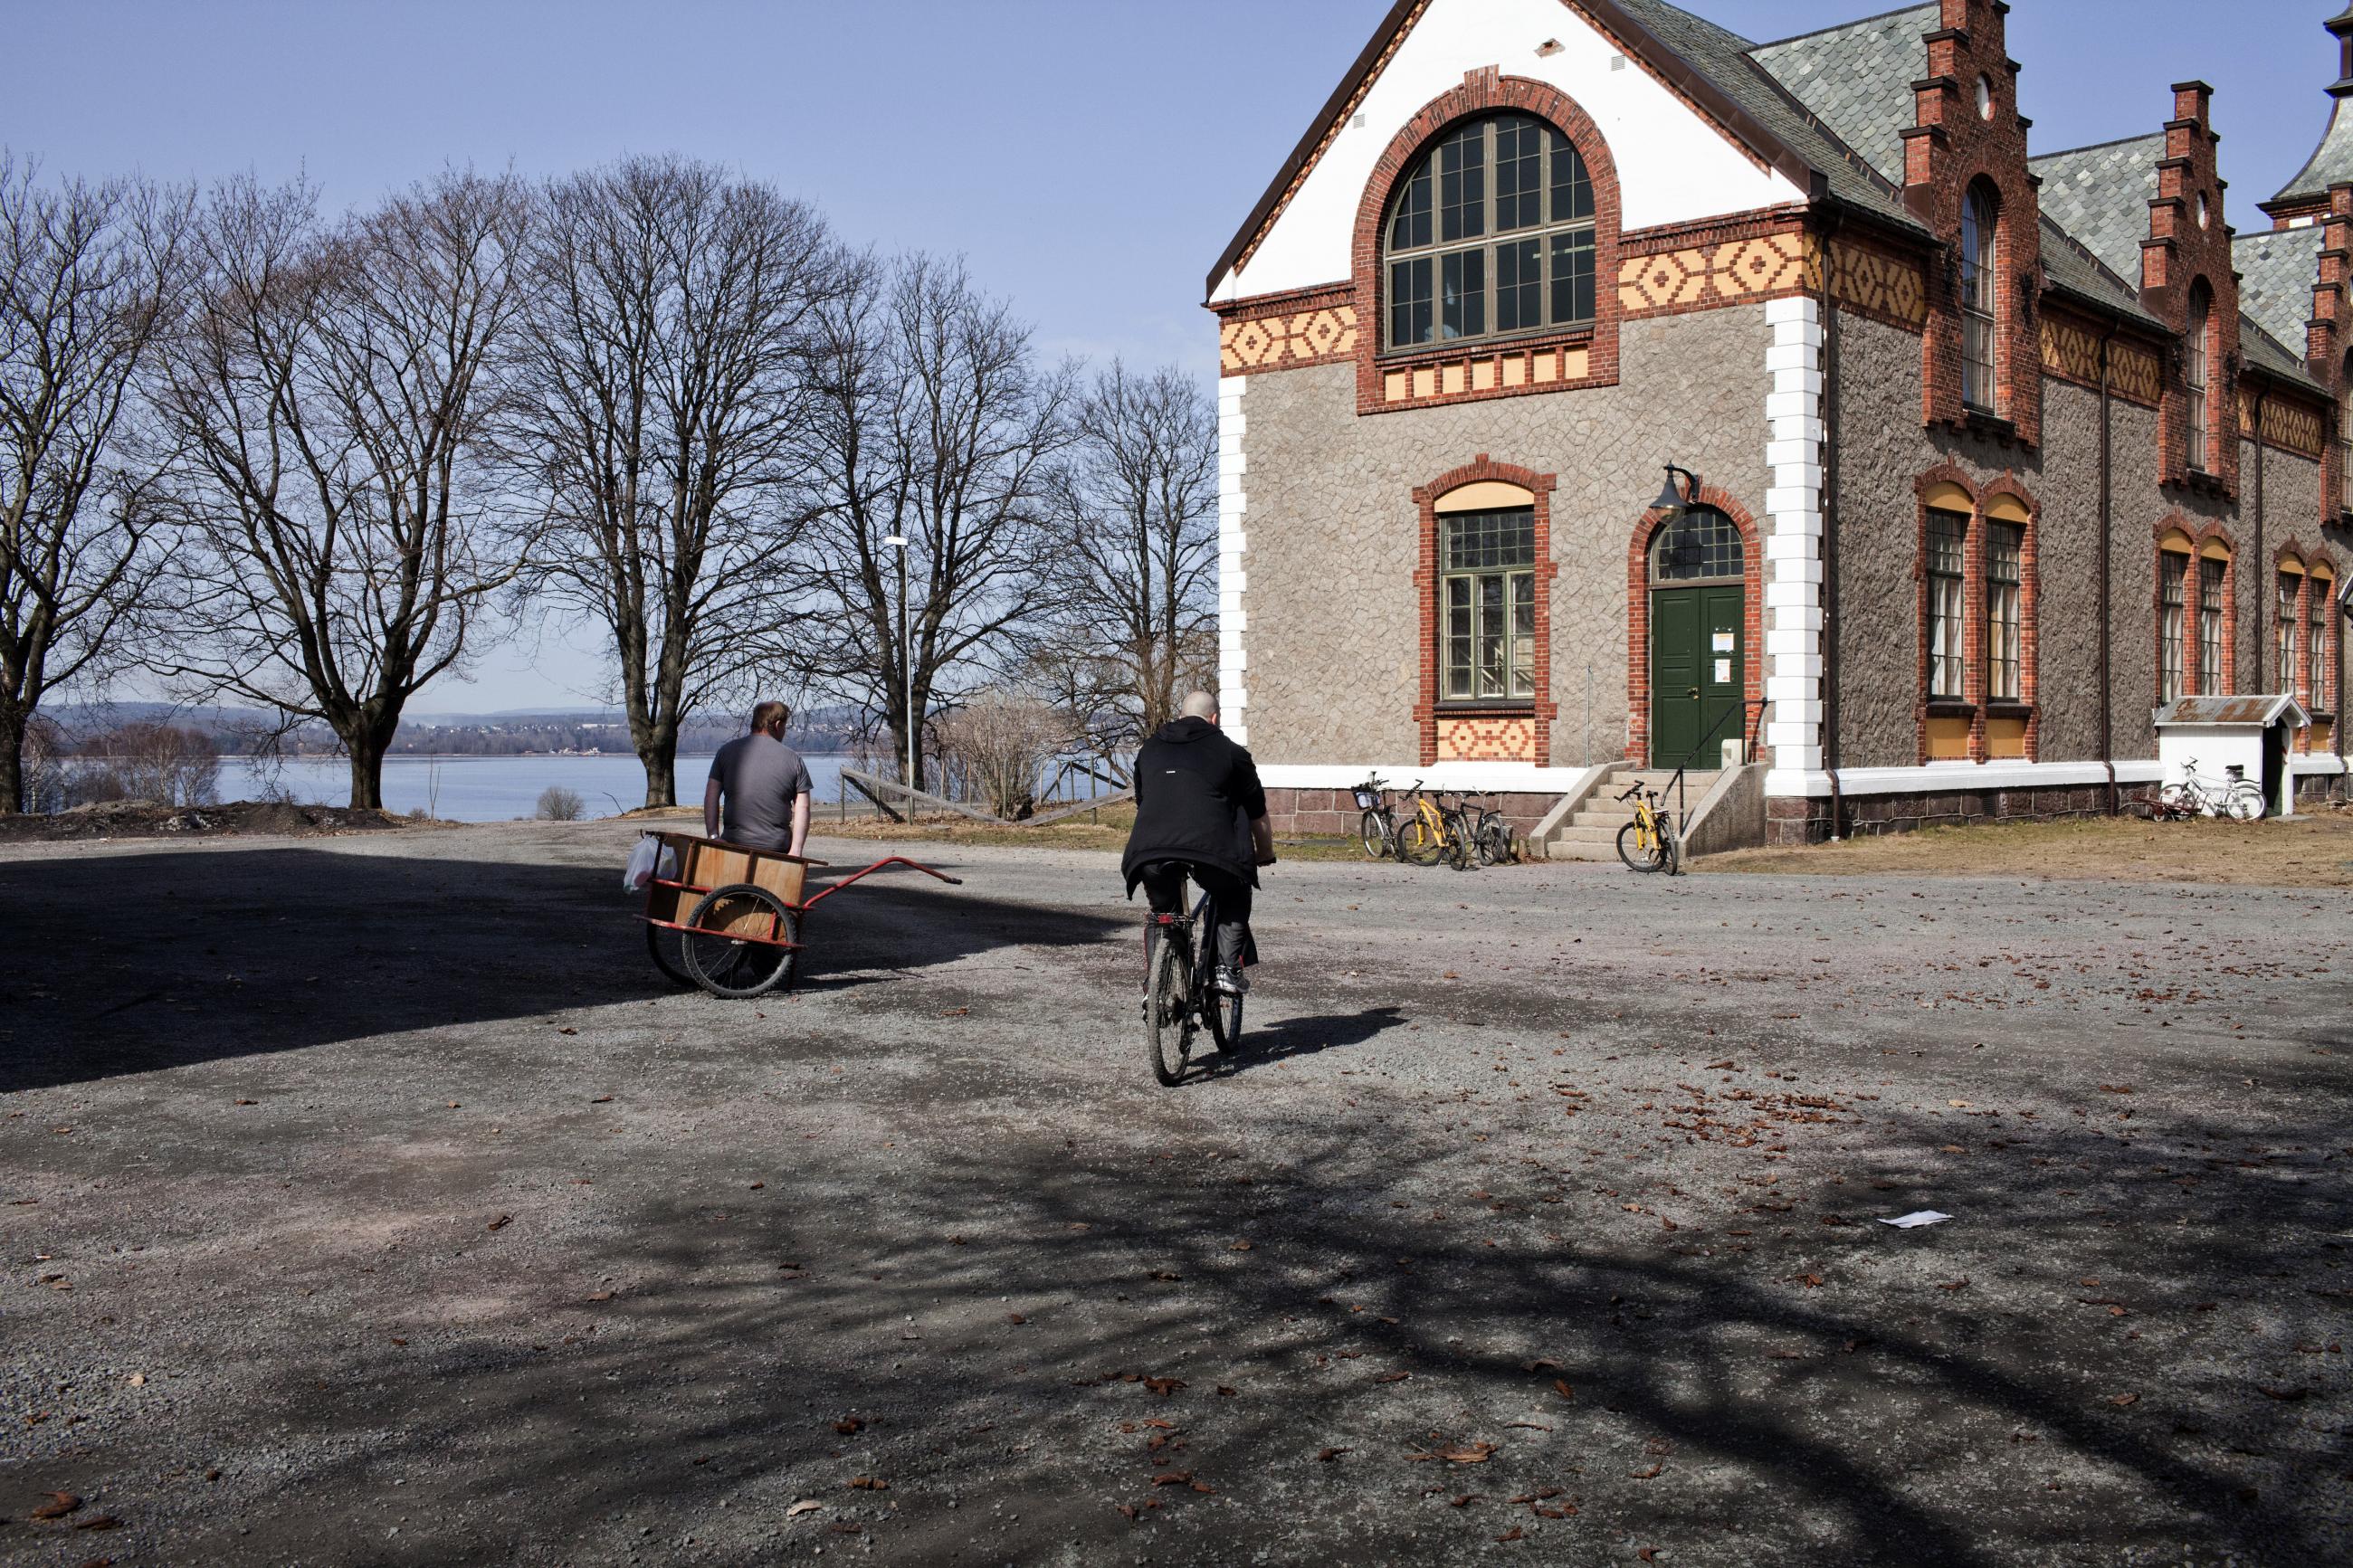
left=1615, top=782, right=1681, bottom=875
left=1395, top=781, right=1471, bottom=870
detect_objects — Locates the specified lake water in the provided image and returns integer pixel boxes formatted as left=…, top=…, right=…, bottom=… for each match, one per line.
left=232, top=753, right=856, bottom=822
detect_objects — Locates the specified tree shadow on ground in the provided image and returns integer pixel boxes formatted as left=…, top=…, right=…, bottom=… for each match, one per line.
left=96, top=1084, right=2346, bottom=1566
left=0, top=846, right=1120, bottom=1093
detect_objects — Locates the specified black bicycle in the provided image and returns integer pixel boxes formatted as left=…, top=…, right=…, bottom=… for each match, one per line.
left=1142, top=869, right=1243, bottom=1085
left=1354, top=774, right=1401, bottom=860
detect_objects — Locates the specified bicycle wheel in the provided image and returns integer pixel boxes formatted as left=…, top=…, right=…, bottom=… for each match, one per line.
left=1203, top=964, right=1243, bottom=1064
left=1358, top=809, right=1393, bottom=860
left=2221, top=783, right=2263, bottom=822
left=1617, top=819, right=1666, bottom=873
left=645, top=920, right=695, bottom=988
left=681, top=885, right=801, bottom=998
left=2158, top=782, right=2196, bottom=817
left=1659, top=819, right=1685, bottom=877
left=1145, top=927, right=1195, bottom=1087
left=1473, top=818, right=1506, bottom=866
left=1398, top=814, right=1445, bottom=866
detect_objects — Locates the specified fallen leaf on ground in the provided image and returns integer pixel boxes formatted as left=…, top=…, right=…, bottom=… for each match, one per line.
left=1005, top=1313, right=1026, bottom=1325
left=586, top=1291, right=614, bottom=1302
left=1631, top=1463, right=1662, bottom=1478
left=1142, top=1376, right=1185, bottom=1396
left=486, top=1215, right=511, bottom=1232
left=2107, top=1392, right=2140, bottom=1407
left=786, top=1500, right=824, bottom=1516
left=1373, top=1371, right=1411, bottom=1383
left=2257, top=1385, right=2308, bottom=1402
left=1552, top=1378, right=1575, bottom=1401
left=834, top=1419, right=863, bottom=1434
left=1227, top=1240, right=1253, bottom=1251
left=591, top=1095, right=614, bottom=1104
left=1497, top=1527, right=1525, bottom=1543
left=1216, top=1385, right=1238, bottom=1397
left=1115, top=1504, right=1138, bottom=1520
left=1638, top=1550, right=1660, bottom=1563
left=74, top=1515, right=120, bottom=1531
left=234, top=1098, right=256, bottom=1107
left=1936, top=1278, right=1969, bottom=1291
left=1520, top=1358, right=1560, bottom=1373
left=849, top=1476, right=888, bottom=1489
left=1411, top=1441, right=1496, bottom=1464
left=939, top=1007, right=969, bottom=1018
left=30, top=1492, right=80, bottom=1520
left=557, top=1027, right=577, bottom=1036
left=1149, top=1471, right=1194, bottom=1487
left=1316, top=1447, right=1351, bottom=1461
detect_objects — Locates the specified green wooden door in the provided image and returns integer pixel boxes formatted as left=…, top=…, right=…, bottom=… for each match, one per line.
left=1650, top=584, right=1743, bottom=767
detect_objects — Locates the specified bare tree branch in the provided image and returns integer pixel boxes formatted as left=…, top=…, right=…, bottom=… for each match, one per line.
left=504, top=156, right=843, bottom=807
left=0, top=152, right=193, bottom=812
left=794, top=253, right=1073, bottom=790
left=153, top=169, right=531, bottom=809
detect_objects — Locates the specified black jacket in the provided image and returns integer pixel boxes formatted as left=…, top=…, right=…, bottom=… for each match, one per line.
left=1121, top=717, right=1268, bottom=892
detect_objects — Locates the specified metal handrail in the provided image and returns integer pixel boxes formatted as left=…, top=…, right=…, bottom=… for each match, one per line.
left=1655, top=698, right=1767, bottom=822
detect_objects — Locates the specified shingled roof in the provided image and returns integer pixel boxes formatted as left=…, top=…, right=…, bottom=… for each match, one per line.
left=2028, top=136, right=2163, bottom=280
left=1746, top=4, right=1936, bottom=187
left=2235, top=225, right=2326, bottom=352
left=2264, top=4, right=2353, bottom=218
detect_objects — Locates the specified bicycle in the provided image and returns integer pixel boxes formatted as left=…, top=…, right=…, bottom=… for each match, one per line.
left=1396, top=780, right=1452, bottom=868
left=1462, top=793, right=1519, bottom=866
left=2154, top=756, right=2262, bottom=822
left=1615, top=781, right=1682, bottom=875
left=1142, top=867, right=1244, bottom=1086
left=1354, top=774, right=1401, bottom=860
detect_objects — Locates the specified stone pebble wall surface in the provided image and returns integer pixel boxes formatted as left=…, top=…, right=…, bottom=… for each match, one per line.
left=1829, top=312, right=2335, bottom=770
left=1239, top=307, right=1774, bottom=769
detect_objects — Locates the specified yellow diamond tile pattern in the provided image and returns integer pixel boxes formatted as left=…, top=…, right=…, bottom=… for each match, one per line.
left=1616, top=233, right=1810, bottom=316
left=1219, top=305, right=1359, bottom=373
left=1436, top=716, right=1536, bottom=762
left=2239, top=387, right=2327, bottom=458
left=2043, top=318, right=2161, bottom=407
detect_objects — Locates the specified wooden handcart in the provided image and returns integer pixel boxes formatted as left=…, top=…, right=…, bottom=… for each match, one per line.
left=638, top=832, right=962, bottom=999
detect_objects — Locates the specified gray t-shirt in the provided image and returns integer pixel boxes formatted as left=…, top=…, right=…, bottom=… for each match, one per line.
left=708, top=734, right=814, bottom=851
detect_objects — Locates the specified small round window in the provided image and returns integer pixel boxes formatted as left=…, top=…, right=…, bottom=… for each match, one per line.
left=1975, top=74, right=1995, bottom=119
left=1651, top=507, right=1744, bottom=583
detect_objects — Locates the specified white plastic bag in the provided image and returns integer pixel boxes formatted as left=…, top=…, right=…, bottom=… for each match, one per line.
left=623, top=836, right=658, bottom=894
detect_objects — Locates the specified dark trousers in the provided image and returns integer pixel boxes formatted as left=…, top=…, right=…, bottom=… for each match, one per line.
left=1138, top=860, right=1253, bottom=970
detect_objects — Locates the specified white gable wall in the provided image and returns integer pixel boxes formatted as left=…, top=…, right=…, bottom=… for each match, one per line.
left=1211, top=0, right=1806, bottom=302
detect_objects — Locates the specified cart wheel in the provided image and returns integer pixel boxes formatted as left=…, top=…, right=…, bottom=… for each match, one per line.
left=645, top=921, right=696, bottom=989
left=681, top=883, right=802, bottom=999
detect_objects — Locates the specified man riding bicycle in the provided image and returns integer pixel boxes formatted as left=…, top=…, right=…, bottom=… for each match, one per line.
left=1121, top=691, right=1275, bottom=994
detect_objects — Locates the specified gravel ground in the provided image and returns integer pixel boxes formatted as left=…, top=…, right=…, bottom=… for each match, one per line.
left=1, top=822, right=2347, bottom=1566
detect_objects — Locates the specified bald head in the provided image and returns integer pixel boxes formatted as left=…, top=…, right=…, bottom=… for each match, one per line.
left=1179, top=690, right=1219, bottom=723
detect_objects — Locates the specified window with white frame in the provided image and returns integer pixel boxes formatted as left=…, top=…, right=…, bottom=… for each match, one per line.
left=1927, top=509, right=1968, bottom=699
left=1440, top=508, right=1537, bottom=702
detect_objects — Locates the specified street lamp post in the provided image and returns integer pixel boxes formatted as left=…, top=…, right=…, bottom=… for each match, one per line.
left=883, top=534, right=915, bottom=795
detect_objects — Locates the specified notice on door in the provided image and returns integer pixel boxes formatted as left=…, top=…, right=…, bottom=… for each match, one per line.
left=1713, top=658, right=1733, bottom=683
left=1711, top=632, right=1735, bottom=652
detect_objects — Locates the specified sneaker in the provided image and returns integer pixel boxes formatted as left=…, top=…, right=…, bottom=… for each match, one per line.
left=1213, top=965, right=1250, bottom=995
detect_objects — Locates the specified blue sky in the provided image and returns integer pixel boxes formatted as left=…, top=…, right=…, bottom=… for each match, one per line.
left=5, top=0, right=2338, bottom=711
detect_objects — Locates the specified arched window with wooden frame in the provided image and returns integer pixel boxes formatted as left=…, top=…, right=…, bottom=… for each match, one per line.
left=2158, top=523, right=2234, bottom=700
left=2186, top=280, right=2215, bottom=473
left=1920, top=480, right=1974, bottom=760
left=2279, top=558, right=2305, bottom=699
left=2340, top=355, right=2353, bottom=513
left=2158, top=537, right=2191, bottom=704
left=1980, top=491, right=2034, bottom=758
left=1959, top=183, right=2000, bottom=413
left=1382, top=114, right=1597, bottom=351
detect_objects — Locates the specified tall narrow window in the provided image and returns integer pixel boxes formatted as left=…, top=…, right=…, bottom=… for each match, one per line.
left=1384, top=116, right=1598, bottom=350
left=1960, top=185, right=1998, bottom=412
left=2197, top=557, right=2225, bottom=695
left=2279, top=572, right=2301, bottom=696
left=2158, top=552, right=2188, bottom=703
left=2186, top=283, right=2213, bottom=472
left=1986, top=521, right=2024, bottom=701
left=2315, top=575, right=2334, bottom=709
left=1927, top=510, right=1968, bottom=699
left=2310, top=575, right=2332, bottom=708
left=2340, top=363, right=2353, bottom=511
left=1441, top=508, right=1536, bottom=702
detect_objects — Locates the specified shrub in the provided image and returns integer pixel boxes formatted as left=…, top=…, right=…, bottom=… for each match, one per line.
left=536, top=784, right=587, bottom=821
left=933, top=690, right=1072, bottom=820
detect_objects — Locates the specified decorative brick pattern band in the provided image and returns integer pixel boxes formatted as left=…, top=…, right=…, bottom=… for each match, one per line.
left=1436, top=715, right=1538, bottom=762
left=2038, top=315, right=2164, bottom=407
left=1215, top=284, right=1359, bottom=374
left=2236, top=387, right=2329, bottom=461
left=1616, top=230, right=1809, bottom=317
left=1824, top=235, right=1928, bottom=331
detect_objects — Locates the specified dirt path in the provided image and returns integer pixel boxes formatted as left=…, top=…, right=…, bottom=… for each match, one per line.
left=2, top=822, right=2346, bottom=1564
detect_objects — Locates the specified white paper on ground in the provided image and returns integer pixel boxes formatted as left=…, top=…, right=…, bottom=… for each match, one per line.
left=1879, top=1211, right=1952, bottom=1229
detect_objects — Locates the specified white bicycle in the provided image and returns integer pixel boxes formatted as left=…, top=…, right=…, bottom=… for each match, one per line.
left=2155, top=757, right=2262, bottom=822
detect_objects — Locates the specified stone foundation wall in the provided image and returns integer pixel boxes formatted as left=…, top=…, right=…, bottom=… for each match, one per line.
left=1764, top=782, right=2156, bottom=846
left=1265, top=786, right=1560, bottom=842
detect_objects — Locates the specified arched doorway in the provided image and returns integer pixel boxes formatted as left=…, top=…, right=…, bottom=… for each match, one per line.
left=1647, top=507, right=1746, bottom=767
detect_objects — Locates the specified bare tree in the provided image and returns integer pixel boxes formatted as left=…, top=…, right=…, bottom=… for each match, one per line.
left=932, top=687, right=1072, bottom=818
left=1031, top=361, right=1217, bottom=760
left=796, top=254, right=1072, bottom=790
left=155, top=170, right=530, bottom=809
left=508, top=157, right=840, bottom=808
left=0, top=155, right=192, bottom=813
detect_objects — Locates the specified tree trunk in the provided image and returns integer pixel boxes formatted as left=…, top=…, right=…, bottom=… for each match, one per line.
left=640, top=723, right=680, bottom=810
left=346, top=739, right=386, bottom=811
left=0, top=701, right=24, bottom=815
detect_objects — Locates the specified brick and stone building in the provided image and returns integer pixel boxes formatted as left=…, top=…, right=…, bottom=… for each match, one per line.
left=1206, top=0, right=2353, bottom=848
